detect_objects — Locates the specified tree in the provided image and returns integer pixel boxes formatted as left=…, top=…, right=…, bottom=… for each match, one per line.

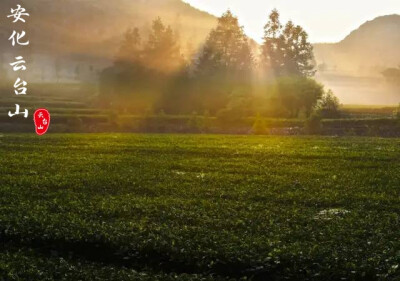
left=262, top=9, right=315, bottom=78
left=216, top=92, right=255, bottom=122
left=305, top=113, right=322, bottom=135
left=261, top=9, right=284, bottom=78
left=99, top=19, right=184, bottom=112
left=192, top=10, right=254, bottom=113
left=160, top=10, right=254, bottom=115
left=142, top=17, right=184, bottom=73
left=270, top=77, right=324, bottom=118
left=115, top=27, right=142, bottom=66
left=298, top=78, right=325, bottom=117
left=252, top=114, right=267, bottom=135
left=100, top=27, right=145, bottom=106
left=318, top=90, right=341, bottom=118
left=196, top=10, right=253, bottom=79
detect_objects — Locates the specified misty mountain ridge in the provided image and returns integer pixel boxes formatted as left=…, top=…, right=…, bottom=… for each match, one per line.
left=0, top=0, right=218, bottom=82
left=313, top=14, right=400, bottom=105
left=0, top=0, right=217, bottom=59
left=314, top=14, right=400, bottom=76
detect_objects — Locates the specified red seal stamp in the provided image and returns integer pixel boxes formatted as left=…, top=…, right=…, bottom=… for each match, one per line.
left=33, top=109, right=50, bottom=135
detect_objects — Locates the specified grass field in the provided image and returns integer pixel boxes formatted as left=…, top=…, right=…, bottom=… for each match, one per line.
left=0, top=134, right=399, bottom=280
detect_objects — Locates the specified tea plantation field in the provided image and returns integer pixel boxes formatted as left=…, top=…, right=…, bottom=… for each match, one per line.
left=0, top=134, right=399, bottom=281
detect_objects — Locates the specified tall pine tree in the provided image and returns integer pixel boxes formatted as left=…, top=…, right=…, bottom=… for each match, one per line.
left=190, top=10, right=254, bottom=113
left=196, top=10, right=253, bottom=79
left=142, top=17, right=184, bottom=74
left=115, top=27, right=142, bottom=66
left=262, top=9, right=315, bottom=78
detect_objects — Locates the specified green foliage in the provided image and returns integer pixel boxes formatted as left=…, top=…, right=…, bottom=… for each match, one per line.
left=269, top=77, right=324, bottom=118
left=175, top=10, right=254, bottom=114
left=0, top=246, right=223, bottom=281
left=115, top=27, right=142, bottom=65
left=1, top=134, right=400, bottom=280
left=366, top=124, right=381, bottom=137
left=216, top=93, right=254, bottom=123
left=99, top=11, right=323, bottom=118
left=99, top=17, right=184, bottom=112
left=186, top=112, right=204, bottom=133
left=252, top=114, right=267, bottom=135
left=202, top=110, right=212, bottom=131
left=108, top=109, right=121, bottom=129
left=113, top=17, right=185, bottom=73
left=305, top=113, right=322, bottom=134
left=262, top=9, right=315, bottom=78
left=156, top=68, right=196, bottom=114
left=318, top=90, right=341, bottom=118
left=196, top=10, right=253, bottom=78
left=345, top=127, right=357, bottom=136
left=66, top=116, right=84, bottom=132
left=341, top=105, right=398, bottom=119
left=143, top=17, right=185, bottom=73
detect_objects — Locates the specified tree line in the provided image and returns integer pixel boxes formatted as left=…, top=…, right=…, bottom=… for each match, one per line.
left=100, top=10, right=340, bottom=119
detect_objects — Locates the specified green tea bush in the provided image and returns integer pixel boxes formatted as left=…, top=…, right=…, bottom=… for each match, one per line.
left=251, top=114, right=267, bottom=135
left=1, top=134, right=400, bottom=280
left=304, top=113, right=322, bottom=134
left=66, top=116, right=84, bottom=132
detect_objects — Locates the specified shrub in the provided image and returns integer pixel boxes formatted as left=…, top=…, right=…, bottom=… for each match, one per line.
left=66, top=116, right=84, bottom=132
left=108, top=110, right=121, bottom=130
left=318, top=90, right=341, bottom=118
left=367, top=124, right=381, bottom=137
left=269, top=77, right=324, bottom=118
left=202, top=110, right=212, bottom=132
left=187, top=112, right=203, bottom=133
left=252, top=114, right=267, bottom=135
left=345, top=128, right=358, bottom=136
left=305, top=113, right=322, bottom=135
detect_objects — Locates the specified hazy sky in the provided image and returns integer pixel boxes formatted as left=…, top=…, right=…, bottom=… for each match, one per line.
left=184, top=0, right=400, bottom=43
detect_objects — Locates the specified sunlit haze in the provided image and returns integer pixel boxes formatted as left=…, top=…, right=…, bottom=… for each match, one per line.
left=184, top=0, right=400, bottom=43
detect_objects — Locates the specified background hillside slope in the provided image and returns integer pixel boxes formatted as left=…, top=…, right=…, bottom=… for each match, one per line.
left=313, top=15, right=400, bottom=104
left=314, top=14, right=400, bottom=76
left=1, top=0, right=217, bottom=58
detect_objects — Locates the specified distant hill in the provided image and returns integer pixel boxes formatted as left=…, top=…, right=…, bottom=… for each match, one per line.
left=313, top=15, right=400, bottom=105
left=0, top=0, right=218, bottom=82
left=314, top=15, right=400, bottom=76
left=0, top=0, right=217, bottom=58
